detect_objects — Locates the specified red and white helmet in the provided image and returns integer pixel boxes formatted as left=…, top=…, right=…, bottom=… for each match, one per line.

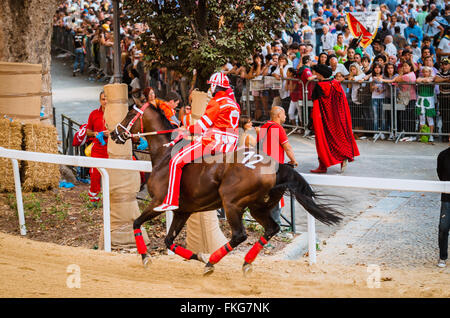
left=207, top=72, right=230, bottom=92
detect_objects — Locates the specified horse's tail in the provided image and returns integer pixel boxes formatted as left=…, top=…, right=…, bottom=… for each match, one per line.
left=274, top=163, right=343, bottom=226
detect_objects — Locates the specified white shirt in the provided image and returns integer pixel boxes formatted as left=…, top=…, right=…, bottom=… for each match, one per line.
left=385, top=42, right=397, bottom=57
left=322, top=32, right=336, bottom=51
left=272, top=66, right=290, bottom=99
left=332, top=63, right=349, bottom=76
left=438, top=37, right=450, bottom=55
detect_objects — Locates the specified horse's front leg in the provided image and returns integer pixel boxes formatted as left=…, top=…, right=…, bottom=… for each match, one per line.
left=133, top=202, right=164, bottom=268
left=164, top=211, right=209, bottom=264
left=203, top=203, right=247, bottom=276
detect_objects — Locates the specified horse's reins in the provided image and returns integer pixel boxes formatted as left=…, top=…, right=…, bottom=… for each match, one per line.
left=114, top=103, right=177, bottom=142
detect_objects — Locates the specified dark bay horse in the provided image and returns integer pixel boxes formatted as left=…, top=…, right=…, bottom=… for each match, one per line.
left=110, top=102, right=343, bottom=275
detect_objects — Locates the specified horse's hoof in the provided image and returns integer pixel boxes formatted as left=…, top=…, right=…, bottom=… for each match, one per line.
left=243, top=262, right=253, bottom=276
left=203, top=263, right=215, bottom=276
left=197, top=253, right=209, bottom=264
left=142, top=254, right=151, bottom=268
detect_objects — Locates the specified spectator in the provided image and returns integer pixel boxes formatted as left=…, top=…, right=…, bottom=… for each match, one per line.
left=246, top=53, right=269, bottom=121
left=128, top=68, right=141, bottom=107
left=329, top=55, right=349, bottom=76
left=383, top=60, right=417, bottom=133
left=348, top=63, right=367, bottom=107
left=404, top=18, right=423, bottom=47
left=434, top=58, right=450, bottom=140
left=383, top=62, right=398, bottom=138
left=272, top=54, right=291, bottom=115
left=73, top=27, right=86, bottom=76
left=318, top=52, right=329, bottom=65
left=437, top=29, right=450, bottom=61
left=322, top=25, right=336, bottom=54
left=286, top=67, right=302, bottom=126
left=256, top=106, right=298, bottom=225
left=415, top=66, right=436, bottom=142
left=238, top=116, right=258, bottom=148
left=423, top=12, right=445, bottom=47
left=301, top=19, right=314, bottom=44
left=393, top=26, right=408, bottom=49
left=384, top=35, right=398, bottom=57
left=287, top=22, right=303, bottom=44
left=370, top=62, right=386, bottom=136
left=436, top=145, right=450, bottom=268
left=333, top=33, right=348, bottom=63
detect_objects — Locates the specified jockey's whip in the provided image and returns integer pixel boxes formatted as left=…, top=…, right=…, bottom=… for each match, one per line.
left=130, top=128, right=177, bottom=138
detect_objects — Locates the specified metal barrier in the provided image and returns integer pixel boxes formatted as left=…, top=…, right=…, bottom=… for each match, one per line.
left=52, top=26, right=110, bottom=82
left=246, top=76, right=450, bottom=142
left=60, top=114, right=89, bottom=180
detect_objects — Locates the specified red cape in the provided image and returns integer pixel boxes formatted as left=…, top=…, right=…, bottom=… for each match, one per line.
left=312, top=80, right=360, bottom=168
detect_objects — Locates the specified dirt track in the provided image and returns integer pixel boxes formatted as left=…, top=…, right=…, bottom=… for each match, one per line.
left=0, top=232, right=449, bottom=298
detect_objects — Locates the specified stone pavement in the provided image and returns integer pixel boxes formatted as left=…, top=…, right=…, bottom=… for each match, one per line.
left=316, top=191, right=444, bottom=269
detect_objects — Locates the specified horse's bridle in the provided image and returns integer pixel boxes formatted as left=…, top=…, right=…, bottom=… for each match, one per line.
left=114, top=103, right=178, bottom=143
left=114, top=104, right=149, bottom=143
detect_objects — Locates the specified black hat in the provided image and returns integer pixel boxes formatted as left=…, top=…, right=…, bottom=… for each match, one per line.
left=312, top=64, right=333, bottom=78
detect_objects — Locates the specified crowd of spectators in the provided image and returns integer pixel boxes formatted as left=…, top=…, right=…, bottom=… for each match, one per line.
left=53, top=0, right=450, bottom=141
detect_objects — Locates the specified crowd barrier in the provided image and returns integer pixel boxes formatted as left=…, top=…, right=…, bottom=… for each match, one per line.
left=52, top=26, right=112, bottom=81
left=244, top=76, right=450, bottom=142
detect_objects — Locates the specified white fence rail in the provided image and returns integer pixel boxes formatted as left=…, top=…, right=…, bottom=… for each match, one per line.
left=1, top=146, right=449, bottom=264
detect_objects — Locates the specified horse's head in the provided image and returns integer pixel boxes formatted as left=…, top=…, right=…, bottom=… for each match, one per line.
left=110, top=104, right=145, bottom=144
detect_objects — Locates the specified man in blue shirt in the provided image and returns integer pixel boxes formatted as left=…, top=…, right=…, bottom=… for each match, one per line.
left=404, top=18, right=423, bottom=47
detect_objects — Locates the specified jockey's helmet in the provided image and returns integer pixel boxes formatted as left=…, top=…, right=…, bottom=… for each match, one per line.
left=207, top=72, right=231, bottom=93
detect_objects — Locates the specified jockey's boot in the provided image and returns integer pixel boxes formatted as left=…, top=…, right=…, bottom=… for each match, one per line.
left=154, top=203, right=179, bottom=212
left=310, top=159, right=327, bottom=174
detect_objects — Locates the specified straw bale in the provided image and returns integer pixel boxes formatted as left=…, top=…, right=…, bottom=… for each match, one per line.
left=22, top=123, right=60, bottom=191
left=0, top=118, right=23, bottom=192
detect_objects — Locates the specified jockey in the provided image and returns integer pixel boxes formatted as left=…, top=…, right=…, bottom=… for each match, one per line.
left=154, top=72, right=241, bottom=212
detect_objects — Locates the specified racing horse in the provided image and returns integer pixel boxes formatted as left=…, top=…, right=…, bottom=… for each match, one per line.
left=110, top=102, right=343, bottom=276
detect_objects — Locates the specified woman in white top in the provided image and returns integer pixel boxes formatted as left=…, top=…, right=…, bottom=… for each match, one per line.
left=370, top=62, right=386, bottom=134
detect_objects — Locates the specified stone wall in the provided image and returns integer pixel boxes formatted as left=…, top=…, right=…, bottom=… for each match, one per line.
left=0, top=0, right=61, bottom=125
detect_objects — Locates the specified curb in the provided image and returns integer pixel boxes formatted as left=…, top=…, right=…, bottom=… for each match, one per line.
left=275, top=232, right=309, bottom=260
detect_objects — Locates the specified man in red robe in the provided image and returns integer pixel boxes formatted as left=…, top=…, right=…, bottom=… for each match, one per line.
left=309, top=64, right=360, bottom=173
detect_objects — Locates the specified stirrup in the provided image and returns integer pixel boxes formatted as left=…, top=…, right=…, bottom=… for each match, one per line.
left=154, top=203, right=179, bottom=212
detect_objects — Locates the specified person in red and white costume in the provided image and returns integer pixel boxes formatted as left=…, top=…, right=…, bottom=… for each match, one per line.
left=154, top=72, right=241, bottom=212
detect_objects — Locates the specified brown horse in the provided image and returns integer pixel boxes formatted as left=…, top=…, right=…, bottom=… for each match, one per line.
left=110, top=102, right=343, bottom=275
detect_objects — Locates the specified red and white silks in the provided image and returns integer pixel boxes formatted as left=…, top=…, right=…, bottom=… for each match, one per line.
left=160, top=88, right=240, bottom=208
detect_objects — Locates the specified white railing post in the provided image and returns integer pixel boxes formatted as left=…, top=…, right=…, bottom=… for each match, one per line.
left=166, top=211, right=174, bottom=255
left=98, top=168, right=111, bottom=252
left=307, top=213, right=316, bottom=265
left=11, top=159, right=26, bottom=236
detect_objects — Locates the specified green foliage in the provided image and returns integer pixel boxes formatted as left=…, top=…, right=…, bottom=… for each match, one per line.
left=123, top=0, right=294, bottom=89
left=23, top=193, right=42, bottom=221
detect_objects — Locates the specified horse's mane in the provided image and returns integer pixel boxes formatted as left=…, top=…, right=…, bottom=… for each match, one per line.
left=147, top=100, right=178, bottom=131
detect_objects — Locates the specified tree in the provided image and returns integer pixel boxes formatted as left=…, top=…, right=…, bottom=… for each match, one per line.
left=123, top=0, right=294, bottom=91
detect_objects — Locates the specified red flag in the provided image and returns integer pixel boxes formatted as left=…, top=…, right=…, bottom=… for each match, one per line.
left=346, top=12, right=380, bottom=48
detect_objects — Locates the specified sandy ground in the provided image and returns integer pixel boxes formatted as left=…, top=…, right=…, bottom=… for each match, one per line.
left=0, top=231, right=448, bottom=298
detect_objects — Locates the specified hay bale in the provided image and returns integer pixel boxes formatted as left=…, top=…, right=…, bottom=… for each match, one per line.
left=0, top=118, right=23, bottom=192
left=22, top=123, right=60, bottom=191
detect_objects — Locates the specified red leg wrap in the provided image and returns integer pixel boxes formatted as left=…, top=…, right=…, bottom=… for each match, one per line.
left=170, top=244, right=194, bottom=260
left=134, top=229, right=147, bottom=254
left=244, top=237, right=268, bottom=264
left=209, top=243, right=233, bottom=265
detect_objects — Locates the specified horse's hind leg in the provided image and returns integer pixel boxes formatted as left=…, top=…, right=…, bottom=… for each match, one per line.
left=242, top=204, right=280, bottom=275
left=164, top=211, right=208, bottom=263
left=203, top=203, right=247, bottom=276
